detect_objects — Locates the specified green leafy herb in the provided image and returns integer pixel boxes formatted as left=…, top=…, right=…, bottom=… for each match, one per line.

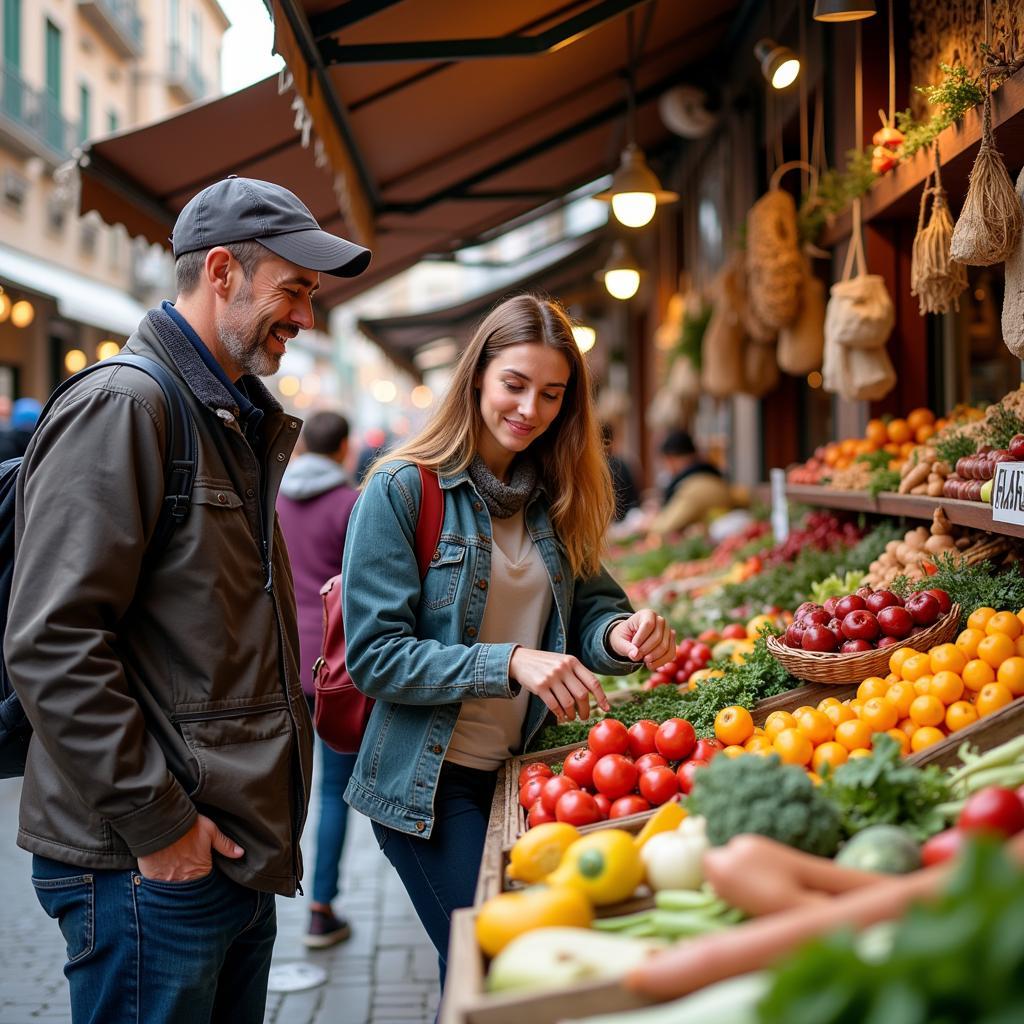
left=759, top=839, right=1024, bottom=1024
left=820, top=734, right=950, bottom=841
left=934, top=431, right=977, bottom=467
left=889, top=574, right=912, bottom=599
left=912, top=555, right=1024, bottom=628
left=855, top=450, right=892, bottom=472
left=983, top=403, right=1024, bottom=450
left=867, top=467, right=901, bottom=497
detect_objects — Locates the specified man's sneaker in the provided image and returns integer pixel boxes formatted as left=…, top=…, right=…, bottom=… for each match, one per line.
left=303, top=907, right=352, bottom=949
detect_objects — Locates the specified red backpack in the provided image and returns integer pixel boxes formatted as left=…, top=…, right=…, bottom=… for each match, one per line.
left=313, top=465, right=444, bottom=754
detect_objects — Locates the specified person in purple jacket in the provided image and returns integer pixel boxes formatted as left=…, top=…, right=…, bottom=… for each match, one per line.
left=277, top=410, right=359, bottom=948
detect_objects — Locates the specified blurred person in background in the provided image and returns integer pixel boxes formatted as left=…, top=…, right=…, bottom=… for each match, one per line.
left=650, top=428, right=733, bottom=535
left=601, top=421, right=639, bottom=522
left=277, top=410, right=359, bottom=949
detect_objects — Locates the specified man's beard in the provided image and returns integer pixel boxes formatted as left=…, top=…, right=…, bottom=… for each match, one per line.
left=217, top=282, right=286, bottom=378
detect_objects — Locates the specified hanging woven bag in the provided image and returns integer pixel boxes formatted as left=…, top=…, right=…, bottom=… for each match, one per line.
left=778, top=255, right=826, bottom=374
left=1001, top=165, right=1024, bottom=358
left=746, top=180, right=803, bottom=330
left=950, top=84, right=1023, bottom=266
left=911, top=148, right=968, bottom=315
left=701, top=253, right=747, bottom=398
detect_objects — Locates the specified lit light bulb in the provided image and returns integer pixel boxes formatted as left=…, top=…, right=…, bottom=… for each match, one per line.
left=611, top=192, right=658, bottom=229
left=371, top=379, right=397, bottom=403
left=0, top=294, right=10, bottom=323
left=97, top=340, right=120, bottom=360
left=572, top=325, right=597, bottom=352
left=64, top=349, right=88, bottom=373
left=278, top=375, right=300, bottom=397
left=10, top=300, right=34, bottom=328
left=604, top=268, right=640, bottom=301
left=410, top=385, right=433, bottom=409
left=772, top=58, right=801, bottom=89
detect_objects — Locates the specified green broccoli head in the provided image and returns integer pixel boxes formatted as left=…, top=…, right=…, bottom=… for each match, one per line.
left=689, top=753, right=842, bottom=857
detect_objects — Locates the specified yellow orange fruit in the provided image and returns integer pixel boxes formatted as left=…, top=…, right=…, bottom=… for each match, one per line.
left=795, top=709, right=834, bottom=746
left=889, top=647, right=919, bottom=677
left=955, top=628, right=985, bottom=661
left=857, top=676, right=889, bottom=702
left=906, top=408, right=935, bottom=431
left=834, top=719, right=873, bottom=752
left=913, top=676, right=933, bottom=696
left=930, top=671, right=965, bottom=705
left=885, top=681, right=917, bottom=718
left=848, top=699, right=864, bottom=718
left=714, top=705, right=755, bottom=747
left=910, top=726, right=945, bottom=753
left=823, top=702, right=857, bottom=727
left=1015, top=635, right=1024, bottom=658
left=764, top=710, right=798, bottom=740
left=962, top=658, right=996, bottom=691
left=997, top=656, right=1024, bottom=696
left=861, top=697, right=899, bottom=733
left=865, top=419, right=888, bottom=446
left=812, top=741, right=849, bottom=774
left=884, top=672, right=900, bottom=686
left=773, top=728, right=814, bottom=766
left=848, top=748, right=873, bottom=759
left=898, top=717, right=917, bottom=738
left=967, top=607, right=997, bottom=632
left=929, top=644, right=966, bottom=676
left=884, top=728, right=911, bottom=755
left=722, top=744, right=747, bottom=758
left=978, top=633, right=1016, bottom=669
left=909, top=694, right=945, bottom=728
left=744, top=735, right=775, bottom=754
left=945, top=701, right=979, bottom=732
left=987, top=611, right=1023, bottom=640
left=915, top=424, right=935, bottom=444
left=976, top=682, right=1014, bottom=717
left=886, top=419, right=912, bottom=444
left=817, top=697, right=842, bottom=712
left=900, top=653, right=932, bottom=682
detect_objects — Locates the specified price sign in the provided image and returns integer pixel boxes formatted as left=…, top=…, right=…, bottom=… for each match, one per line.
left=991, top=462, right=1024, bottom=526
left=770, top=467, right=789, bottom=542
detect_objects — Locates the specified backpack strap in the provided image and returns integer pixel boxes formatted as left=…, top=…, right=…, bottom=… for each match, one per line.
left=39, top=354, right=197, bottom=559
left=414, top=465, right=444, bottom=578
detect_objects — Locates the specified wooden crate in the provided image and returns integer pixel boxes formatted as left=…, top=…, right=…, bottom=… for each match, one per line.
left=439, top=908, right=658, bottom=1024
left=908, top=695, right=1024, bottom=769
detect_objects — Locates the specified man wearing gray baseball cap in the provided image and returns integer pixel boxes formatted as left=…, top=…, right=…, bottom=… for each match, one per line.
left=7, top=178, right=370, bottom=1024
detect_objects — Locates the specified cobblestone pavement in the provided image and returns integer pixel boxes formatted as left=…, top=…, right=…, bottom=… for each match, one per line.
left=0, top=752, right=440, bottom=1024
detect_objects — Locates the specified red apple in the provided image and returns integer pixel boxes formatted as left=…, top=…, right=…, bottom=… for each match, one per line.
left=841, top=638, right=873, bottom=653
left=877, top=605, right=914, bottom=639
left=794, top=602, right=824, bottom=621
left=877, top=634, right=901, bottom=649
left=923, top=589, right=952, bottom=616
left=865, top=590, right=902, bottom=614
left=905, top=592, right=941, bottom=627
left=834, top=595, right=866, bottom=618
left=823, top=596, right=840, bottom=618
left=697, top=629, right=720, bottom=644
left=1010, top=434, right=1024, bottom=460
left=691, top=642, right=713, bottom=664
left=802, top=624, right=839, bottom=653
left=803, top=608, right=831, bottom=626
left=721, top=624, right=748, bottom=640
left=785, top=622, right=807, bottom=648
left=842, top=609, right=880, bottom=642
left=855, top=586, right=874, bottom=600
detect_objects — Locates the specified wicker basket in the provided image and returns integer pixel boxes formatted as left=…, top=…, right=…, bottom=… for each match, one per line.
left=766, top=604, right=962, bottom=684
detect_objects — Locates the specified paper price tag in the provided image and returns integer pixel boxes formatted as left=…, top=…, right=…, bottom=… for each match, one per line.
left=991, top=462, right=1024, bottom=525
left=770, top=467, right=789, bottom=542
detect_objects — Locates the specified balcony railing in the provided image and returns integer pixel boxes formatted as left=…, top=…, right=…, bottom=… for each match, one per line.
left=0, top=63, right=77, bottom=164
left=78, top=0, right=143, bottom=59
left=167, top=41, right=207, bottom=104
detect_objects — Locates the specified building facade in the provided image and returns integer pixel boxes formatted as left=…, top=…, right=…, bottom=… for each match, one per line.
left=0, top=0, right=228, bottom=402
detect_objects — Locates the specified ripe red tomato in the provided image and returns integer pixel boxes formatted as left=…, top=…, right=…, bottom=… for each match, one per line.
left=957, top=786, right=1024, bottom=838
left=588, top=718, right=630, bottom=757
left=593, top=793, right=613, bottom=818
left=691, top=642, right=713, bottom=664
left=555, top=789, right=602, bottom=826
left=638, top=766, right=679, bottom=805
left=539, top=775, right=579, bottom=814
left=692, top=738, right=724, bottom=762
left=676, top=758, right=709, bottom=794
left=528, top=799, right=557, bottom=828
left=609, top=795, right=651, bottom=818
left=518, top=762, right=554, bottom=788
left=655, top=718, right=697, bottom=760
left=921, top=827, right=965, bottom=866
left=627, top=720, right=660, bottom=759
left=591, top=754, right=639, bottom=800
left=518, top=777, right=546, bottom=810
left=634, top=752, right=669, bottom=775
left=562, top=747, right=600, bottom=790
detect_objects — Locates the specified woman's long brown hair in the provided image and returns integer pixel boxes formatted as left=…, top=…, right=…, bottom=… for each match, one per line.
left=369, top=293, right=614, bottom=578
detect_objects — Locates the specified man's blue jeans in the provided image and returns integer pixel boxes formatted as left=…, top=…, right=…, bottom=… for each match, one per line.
left=31, top=855, right=276, bottom=1024
left=371, top=761, right=495, bottom=988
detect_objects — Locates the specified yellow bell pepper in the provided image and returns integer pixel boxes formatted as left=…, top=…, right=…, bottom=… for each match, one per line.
left=475, top=885, right=593, bottom=958
left=507, top=822, right=581, bottom=884
left=633, top=800, right=686, bottom=851
left=546, top=829, right=644, bottom=906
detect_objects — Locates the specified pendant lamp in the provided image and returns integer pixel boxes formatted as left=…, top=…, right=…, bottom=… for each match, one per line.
left=602, top=239, right=642, bottom=301
left=754, top=38, right=801, bottom=90
left=813, top=0, right=876, bottom=21
left=595, top=11, right=677, bottom=228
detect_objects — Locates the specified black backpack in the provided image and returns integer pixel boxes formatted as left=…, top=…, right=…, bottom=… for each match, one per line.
left=0, top=355, right=197, bottom=778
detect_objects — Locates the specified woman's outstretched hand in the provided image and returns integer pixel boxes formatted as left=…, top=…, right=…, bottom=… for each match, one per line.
left=608, top=610, right=677, bottom=670
left=508, top=648, right=611, bottom=723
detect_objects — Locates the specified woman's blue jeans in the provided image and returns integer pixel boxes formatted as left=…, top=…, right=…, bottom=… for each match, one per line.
left=371, top=761, right=496, bottom=988
left=31, top=855, right=276, bottom=1024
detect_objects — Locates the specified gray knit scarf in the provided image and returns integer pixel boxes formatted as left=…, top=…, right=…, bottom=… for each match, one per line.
left=468, top=455, right=539, bottom=519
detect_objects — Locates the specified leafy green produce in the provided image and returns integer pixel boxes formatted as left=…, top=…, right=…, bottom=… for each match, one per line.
left=592, top=887, right=742, bottom=939
left=911, top=555, right=1024, bottom=628
left=758, top=839, right=1024, bottom=1024
left=834, top=824, right=922, bottom=874
left=983, top=403, right=1024, bottom=450
left=933, top=430, right=977, bottom=468
left=867, top=467, right=901, bottom=497
left=811, top=571, right=866, bottom=604
left=688, top=753, right=843, bottom=857
left=821, top=734, right=949, bottom=842
left=610, top=535, right=714, bottom=584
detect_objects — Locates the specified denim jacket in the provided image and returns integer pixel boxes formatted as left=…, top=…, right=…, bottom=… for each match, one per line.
left=342, top=460, right=640, bottom=837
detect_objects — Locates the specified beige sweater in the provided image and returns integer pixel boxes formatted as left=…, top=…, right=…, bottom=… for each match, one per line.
left=445, top=510, right=552, bottom=771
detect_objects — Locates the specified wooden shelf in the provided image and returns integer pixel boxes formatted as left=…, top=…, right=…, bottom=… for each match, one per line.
left=784, top=484, right=1024, bottom=540
left=820, top=66, right=1024, bottom=248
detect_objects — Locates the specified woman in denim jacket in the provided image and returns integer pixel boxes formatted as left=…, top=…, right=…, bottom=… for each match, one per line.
left=341, top=294, right=675, bottom=981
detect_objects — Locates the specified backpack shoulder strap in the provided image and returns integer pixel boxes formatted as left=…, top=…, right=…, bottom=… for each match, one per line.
left=41, top=354, right=197, bottom=558
left=413, top=465, right=444, bottom=578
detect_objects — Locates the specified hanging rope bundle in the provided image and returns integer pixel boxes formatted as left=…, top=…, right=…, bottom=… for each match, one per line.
left=1001, top=166, right=1024, bottom=359
left=950, top=1, right=1023, bottom=266
left=911, top=147, right=968, bottom=315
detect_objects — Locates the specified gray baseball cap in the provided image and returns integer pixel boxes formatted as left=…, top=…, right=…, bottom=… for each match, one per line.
left=171, top=176, right=371, bottom=278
